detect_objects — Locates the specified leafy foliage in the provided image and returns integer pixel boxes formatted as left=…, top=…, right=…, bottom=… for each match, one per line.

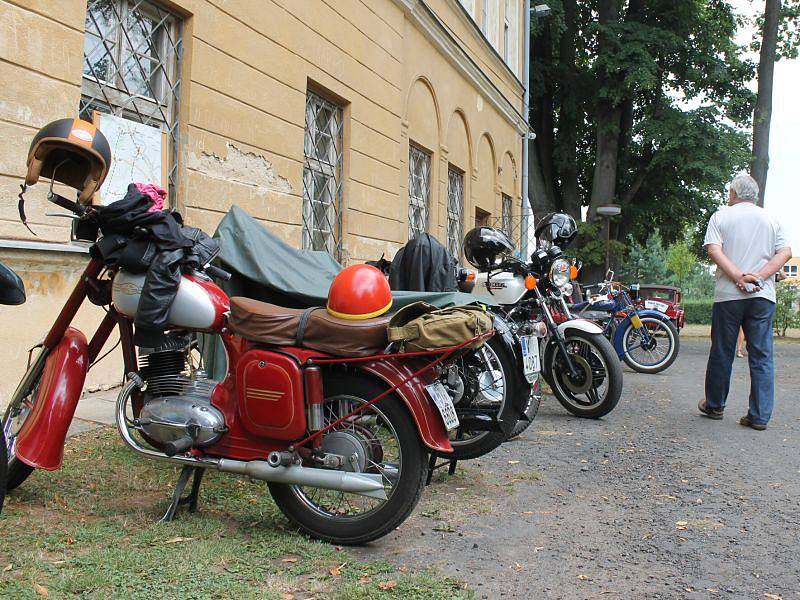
left=666, top=240, right=697, bottom=291
left=684, top=298, right=714, bottom=325
left=529, top=0, right=756, bottom=265
left=774, top=281, right=800, bottom=336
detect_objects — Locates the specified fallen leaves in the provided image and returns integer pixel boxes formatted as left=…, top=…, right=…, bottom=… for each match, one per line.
left=164, top=536, right=194, bottom=544
left=34, top=584, right=49, bottom=596
left=328, top=562, right=346, bottom=577
left=280, top=558, right=298, bottom=564
left=675, top=521, right=689, bottom=531
left=3, top=564, right=12, bottom=572
left=764, top=594, right=783, bottom=600
left=577, top=574, right=590, bottom=581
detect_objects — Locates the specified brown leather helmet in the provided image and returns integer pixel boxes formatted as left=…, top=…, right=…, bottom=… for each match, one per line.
left=25, top=117, right=111, bottom=202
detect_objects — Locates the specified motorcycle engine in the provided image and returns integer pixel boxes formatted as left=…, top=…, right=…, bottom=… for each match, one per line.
left=135, top=337, right=225, bottom=456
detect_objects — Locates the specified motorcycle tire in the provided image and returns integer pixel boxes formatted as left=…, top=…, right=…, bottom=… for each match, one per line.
left=268, top=373, right=427, bottom=545
left=507, top=376, right=542, bottom=439
left=434, top=334, right=529, bottom=461
left=545, top=330, right=623, bottom=419
left=621, top=316, right=680, bottom=374
left=0, top=426, right=6, bottom=513
left=2, top=370, right=42, bottom=492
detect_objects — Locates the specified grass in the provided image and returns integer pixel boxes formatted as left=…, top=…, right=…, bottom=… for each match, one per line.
left=0, top=428, right=471, bottom=600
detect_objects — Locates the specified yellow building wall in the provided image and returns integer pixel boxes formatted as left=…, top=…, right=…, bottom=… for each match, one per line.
left=0, top=0, right=525, bottom=401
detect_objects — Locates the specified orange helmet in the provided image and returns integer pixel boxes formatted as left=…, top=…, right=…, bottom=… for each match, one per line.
left=327, top=264, right=393, bottom=320
left=25, top=117, right=111, bottom=203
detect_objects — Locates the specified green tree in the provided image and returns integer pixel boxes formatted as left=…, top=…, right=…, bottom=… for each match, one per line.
left=666, top=240, right=697, bottom=291
left=774, top=281, right=800, bottom=336
left=528, top=0, right=754, bottom=262
left=617, top=230, right=669, bottom=283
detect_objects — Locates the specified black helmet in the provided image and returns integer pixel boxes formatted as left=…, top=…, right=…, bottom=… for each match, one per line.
left=25, top=117, right=112, bottom=203
left=534, top=212, right=577, bottom=248
left=463, top=227, right=515, bottom=269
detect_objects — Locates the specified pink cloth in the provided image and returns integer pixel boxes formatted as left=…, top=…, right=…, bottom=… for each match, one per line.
left=135, top=183, right=167, bottom=212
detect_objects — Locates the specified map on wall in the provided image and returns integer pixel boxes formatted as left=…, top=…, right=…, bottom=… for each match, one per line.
left=94, top=112, right=164, bottom=205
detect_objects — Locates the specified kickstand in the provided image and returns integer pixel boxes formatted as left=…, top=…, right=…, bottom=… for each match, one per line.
left=160, top=465, right=205, bottom=523
left=425, top=454, right=458, bottom=485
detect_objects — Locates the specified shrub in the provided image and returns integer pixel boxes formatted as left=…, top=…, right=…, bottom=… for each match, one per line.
left=684, top=298, right=714, bottom=325
left=774, top=282, right=800, bottom=336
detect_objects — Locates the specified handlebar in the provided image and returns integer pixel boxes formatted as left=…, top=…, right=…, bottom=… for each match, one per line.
left=205, top=264, right=232, bottom=282
left=48, top=192, right=87, bottom=217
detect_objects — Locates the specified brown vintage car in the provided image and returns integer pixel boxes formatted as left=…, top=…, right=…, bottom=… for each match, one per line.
left=631, top=284, right=685, bottom=330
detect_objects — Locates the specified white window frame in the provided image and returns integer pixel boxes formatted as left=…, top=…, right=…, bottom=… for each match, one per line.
left=408, top=144, right=431, bottom=240
left=447, top=167, right=465, bottom=260
left=302, top=91, right=344, bottom=258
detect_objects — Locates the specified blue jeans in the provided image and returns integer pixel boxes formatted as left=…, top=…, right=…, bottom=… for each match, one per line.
left=705, top=298, right=776, bottom=424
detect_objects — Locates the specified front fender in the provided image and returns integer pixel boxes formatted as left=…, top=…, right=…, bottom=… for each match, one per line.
left=557, top=319, right=604, bottom=336
left=611, top=310, right=671, bottom=354
left=358, top=359, right=453, bottom=454
left=14, top=328, right=89, bottom=470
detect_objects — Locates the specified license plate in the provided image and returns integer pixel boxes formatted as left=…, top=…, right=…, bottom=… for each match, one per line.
left=519, top=335, right=540, bottom=383
left=644, top=300, right=669, bottom=313
left=425, top=382, right=460, bottom=431
left=630, top=315, right=643, bottom=329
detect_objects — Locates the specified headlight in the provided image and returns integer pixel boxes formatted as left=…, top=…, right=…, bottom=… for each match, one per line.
left=549, top=258, right=571, bottom=288
left=562, top=282, right=574, bottom=297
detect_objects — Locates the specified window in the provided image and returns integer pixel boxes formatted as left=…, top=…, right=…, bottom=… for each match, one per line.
left=447, top=167, right=465, bottom=259
left=408, top=144, right=431, bottom=240
left=503, top=0, right=517, bottom=71
left=303, top=91, right=344, bottom=257
left=501, top=193, right=512, bottom=236
left=80, top=0, right=182, bottom=197
left=480, top=0, right=489, bottom=34
left=475, top=207, right=490, bottom=228
left=784, top=265, right=798, bottom=276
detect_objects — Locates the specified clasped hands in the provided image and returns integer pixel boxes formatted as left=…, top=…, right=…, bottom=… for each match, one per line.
left=735, top=272, right=763, bottom=293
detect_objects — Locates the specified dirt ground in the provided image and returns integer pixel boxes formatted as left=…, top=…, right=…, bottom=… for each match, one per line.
left=353, top=338, right=800, bottom=599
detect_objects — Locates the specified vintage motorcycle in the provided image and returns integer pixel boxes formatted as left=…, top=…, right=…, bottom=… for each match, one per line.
left=0, top=261, right=26, bottom=514
left=2, top=195, right=478, bottom=544
left=568, top=272, right=680, bottom=374
left=461, top=216, right=623, bottom=419
left=3, top=115, right=477, bottom=543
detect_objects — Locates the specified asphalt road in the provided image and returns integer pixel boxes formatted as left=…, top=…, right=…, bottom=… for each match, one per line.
left=354, top=338, right=800, bottom=599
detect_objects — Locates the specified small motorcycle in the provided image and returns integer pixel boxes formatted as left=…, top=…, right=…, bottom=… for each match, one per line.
left=2, top=191, right=473, bottom=545
left=462, top=222, right=623, bottom=419
left=568, top=272, right=680, bottom=374
left=0, top=261, right=26, bottom=514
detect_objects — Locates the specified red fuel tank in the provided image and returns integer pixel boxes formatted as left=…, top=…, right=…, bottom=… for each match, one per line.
left=235, top=349, right=306, bottom=440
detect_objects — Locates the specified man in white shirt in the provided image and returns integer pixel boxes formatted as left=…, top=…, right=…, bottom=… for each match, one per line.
left=698, top=174, right=792, bottom=430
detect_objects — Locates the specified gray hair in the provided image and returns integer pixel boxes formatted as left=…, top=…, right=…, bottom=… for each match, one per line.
left=730, top=174, right=760, bottom=203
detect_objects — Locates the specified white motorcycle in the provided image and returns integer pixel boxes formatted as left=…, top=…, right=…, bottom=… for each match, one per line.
left=460, top=217, right=623, bottom=420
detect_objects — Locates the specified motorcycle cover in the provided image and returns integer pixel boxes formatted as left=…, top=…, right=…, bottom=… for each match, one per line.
left=201, top=206, right=493, bottom=376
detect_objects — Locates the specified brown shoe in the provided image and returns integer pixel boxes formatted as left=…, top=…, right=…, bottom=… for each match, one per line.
left=739, top=416, right=767, bottom=431
left=698, top=399, right=724, bottom=420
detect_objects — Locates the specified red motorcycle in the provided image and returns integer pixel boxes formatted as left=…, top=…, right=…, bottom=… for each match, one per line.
left=2, top=206, right=478, bottom=543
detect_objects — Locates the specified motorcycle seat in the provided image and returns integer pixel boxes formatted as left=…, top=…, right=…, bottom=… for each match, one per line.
left=229, top=296, right=389, bottom=357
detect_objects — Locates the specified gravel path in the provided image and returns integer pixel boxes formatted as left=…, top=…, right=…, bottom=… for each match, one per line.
left=354, top=338, right=800, bottom=599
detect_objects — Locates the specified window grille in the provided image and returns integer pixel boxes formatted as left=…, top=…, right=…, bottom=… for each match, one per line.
left=408, top=144, right=431, bottom=240
left=447, top=167, right=464, bottom=259
left=80, top=0, right=182, bottom=198
left=501, top=193, right=512, bottom=236
left=302, top=91, right=344, bottom=257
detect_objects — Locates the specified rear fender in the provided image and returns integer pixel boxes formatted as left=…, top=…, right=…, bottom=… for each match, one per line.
left=611, top=309, right=671, bottom=355
left=14, top=328, right=89, bottom=470
left=357, top=359, right=453, bottom=454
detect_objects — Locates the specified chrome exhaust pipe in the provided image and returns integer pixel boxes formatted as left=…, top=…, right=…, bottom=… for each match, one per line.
left=217, top=459, right=387, bottom=499
left=115, top=375, right=388, bottom=500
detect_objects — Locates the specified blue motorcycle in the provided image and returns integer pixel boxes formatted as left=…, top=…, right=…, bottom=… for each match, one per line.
left=569, top=272, right=679, bottom=374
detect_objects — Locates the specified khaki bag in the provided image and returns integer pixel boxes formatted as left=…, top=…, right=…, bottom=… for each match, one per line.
left=387, top=301, right=494, bottom=352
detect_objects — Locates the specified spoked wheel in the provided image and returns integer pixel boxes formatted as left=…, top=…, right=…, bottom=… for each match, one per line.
left=622, top=317, right=679, bottom=373
left=433, top=336, right=524, bottom=460
left=2, top=374, right=42, bottom=491
left=268, top=373, right=426, bottom=545
left=547, top=331, right=622, bottom=418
